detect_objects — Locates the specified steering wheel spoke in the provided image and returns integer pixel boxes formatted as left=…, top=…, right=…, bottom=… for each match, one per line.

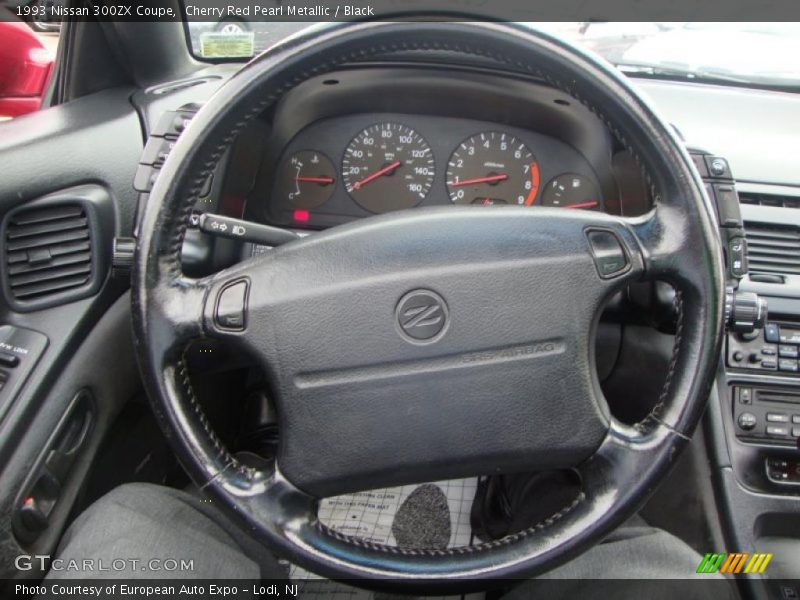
left=197, top=261, right=261, bottom=344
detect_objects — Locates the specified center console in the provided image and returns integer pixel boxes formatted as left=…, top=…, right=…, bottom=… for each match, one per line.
left=698, top=149, right=800, bottom=598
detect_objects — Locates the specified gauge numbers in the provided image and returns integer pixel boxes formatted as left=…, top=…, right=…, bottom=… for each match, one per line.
left=342, top=123, right=435, bottom=214
left=446, top=132, right=540, bottom=206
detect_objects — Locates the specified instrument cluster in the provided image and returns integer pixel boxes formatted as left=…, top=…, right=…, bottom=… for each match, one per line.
left=265, top=114, right=606, bottom=229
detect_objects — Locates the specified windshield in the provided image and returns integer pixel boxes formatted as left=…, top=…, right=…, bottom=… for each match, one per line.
left=186, top=21, right=800, bottom=89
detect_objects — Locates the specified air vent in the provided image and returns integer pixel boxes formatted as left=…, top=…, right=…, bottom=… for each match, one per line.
left=4, top=204, right=93, bottom=302
left=739, top=192, right=800, bottom=209
left=745, top=223, right=800, bottom=275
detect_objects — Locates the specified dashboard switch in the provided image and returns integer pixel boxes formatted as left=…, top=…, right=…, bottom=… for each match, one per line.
left=728, top=237, right=747, bottom=277
left=586, top=230, right=629, bottom=279
left=765, top=323, right=780, bottom=343
left=738, top=412, right=757, bottom=431
left=198, top=213, right=299, bottom=247
left=767, top=413, right=789, bottom=423
left=705, top=155, right=732, bottom=179
left=151, top=110, right=195, bottom=139
left=767, top=425, right=789, bottom=437
left=713, top=184, right=743, bottom=227
left=0, top=352, right=19, bottom=368
left=215, top=280, right=248, bottom=331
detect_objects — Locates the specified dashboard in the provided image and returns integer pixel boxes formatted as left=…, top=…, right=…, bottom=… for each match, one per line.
left=132, top=66, right=656, bottom=274
left=231, top=67, right=653, bottom=231
left=265, top=113, right=606, bottom=229
left=124, top=42, right=800, bottom=589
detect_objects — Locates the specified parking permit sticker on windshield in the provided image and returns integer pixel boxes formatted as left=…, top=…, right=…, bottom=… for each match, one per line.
left=199, top=32, right=255, bottom=59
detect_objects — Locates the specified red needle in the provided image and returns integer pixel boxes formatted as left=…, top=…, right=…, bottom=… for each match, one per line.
left=351, top=161, right=402, bottom=190
left=295, top=176, right=335, bottom=184
left=564, top=200, right=600, bottom=210
left=448, top=173, right=508, bottom=187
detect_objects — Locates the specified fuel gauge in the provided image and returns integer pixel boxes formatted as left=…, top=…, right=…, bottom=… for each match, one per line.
left=275, top=150, right=336, bottom=209
left=541, top=174, right=602, bottom=210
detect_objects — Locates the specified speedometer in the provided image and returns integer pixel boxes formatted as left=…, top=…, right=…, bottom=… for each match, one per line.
left=342, top=123, right=435, bottom=214
left=446, top=132, right=540, bottom=206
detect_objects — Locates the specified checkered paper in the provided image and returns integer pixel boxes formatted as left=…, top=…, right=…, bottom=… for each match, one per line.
left=290, top=478, right=480, bottom=599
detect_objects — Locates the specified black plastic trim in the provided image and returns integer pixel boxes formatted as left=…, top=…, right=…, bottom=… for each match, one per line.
left=0, top=186, right=114, bottom=313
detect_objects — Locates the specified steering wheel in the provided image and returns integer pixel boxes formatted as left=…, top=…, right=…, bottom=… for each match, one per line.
left=132, top=22, right=724, bottom=587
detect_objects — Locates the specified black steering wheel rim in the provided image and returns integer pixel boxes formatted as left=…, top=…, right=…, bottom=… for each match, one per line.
left=132, top=21, right=725, bottom=588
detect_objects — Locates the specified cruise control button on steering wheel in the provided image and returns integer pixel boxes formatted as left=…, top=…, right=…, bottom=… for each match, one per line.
left=215, top=279, right=248, bottom=331
left=586, top=229, right=630, bottom=278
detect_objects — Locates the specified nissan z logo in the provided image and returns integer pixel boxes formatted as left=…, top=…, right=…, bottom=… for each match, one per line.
left=395, top=290, right=449, bottom=344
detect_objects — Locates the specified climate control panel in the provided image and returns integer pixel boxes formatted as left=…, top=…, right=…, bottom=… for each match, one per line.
left=728, top=322, right=800, bottom=374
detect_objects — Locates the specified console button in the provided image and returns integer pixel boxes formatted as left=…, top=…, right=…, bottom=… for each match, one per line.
left=761, top=359, right=778, bottom=370
left=779, top=359, right=799, bottom=372
left=794, top=427, right=800, bottom=438
left=705, top=155, right=732, bottom=179
left=0, top=351, right=19, bottom=368
left=780, top=328, right=800, bottom=344
left=215, top=280, right=248, bottom=331
left=738, top=412, right=757, bottom=431
left=151, top=110, right=195, bottom=139
left=586, top=230, right=629, bottom=278
left=767, top=413, right=789, bottom=423
left=767, top=425, right=789, bottom=437
left=793, top=415, right=800, bottom=424
left=738, top=388, right=752, bottom=404
left=713, top=184, right=742, bottom=227
left=133, top=165, right=159, bottom=193
left=728, top=237, right=747, bottom=277
left=762, top=346, right=777, bottom=356
left=140, top=138, right=176, bottom=166
left=765, top=323, right=780, bottom=343
left=172, top=114, right=192, bottom=135
left=780, top=345, right=799, bottom=358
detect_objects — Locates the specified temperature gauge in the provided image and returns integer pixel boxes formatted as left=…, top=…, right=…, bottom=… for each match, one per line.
left=275, top=150, right=336, bottom=209
left=541, top=174, right=602, bottom=210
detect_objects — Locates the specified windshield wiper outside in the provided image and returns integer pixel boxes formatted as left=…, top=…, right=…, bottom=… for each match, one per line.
left=613, top=62, right=753, bottom=85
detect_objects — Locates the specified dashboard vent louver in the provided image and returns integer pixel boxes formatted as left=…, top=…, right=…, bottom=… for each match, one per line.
left=739, top=192, right=800, bottom=209
left=4, top=204, right=93, bottom=301
left=744, top=222, right=800, bottom=276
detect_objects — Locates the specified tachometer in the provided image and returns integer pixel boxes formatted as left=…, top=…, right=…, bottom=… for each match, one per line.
left=446, top=132, right=540, bottom=206
left=342, top=123, right=435, bottom=214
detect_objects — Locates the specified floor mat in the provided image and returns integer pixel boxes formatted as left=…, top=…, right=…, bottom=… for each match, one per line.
left=290, top=478, right=481, bottom=598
